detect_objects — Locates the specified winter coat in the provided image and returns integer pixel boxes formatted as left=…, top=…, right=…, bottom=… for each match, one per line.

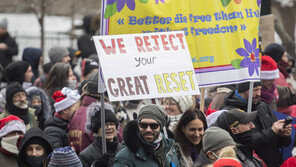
left=18, top=127, right=53, bottom=167
left=113, top=120, right=180, bottom=167
left=213, top=112, right=263, bottom=167
left=68, top=95, right=96, bottom=153
left=195, top=147, right=263, bottom=167
left=0, top=108, right=38, bottom=130
left=44, top=113, right=69, bottom=150
left=0, top=32, right=18, bottom=69
left=223, top=90, right=291, bottom=167
left=274, top=82, right=296, bottom=116
left=26, top=86, right=52, bottom=130
left=0, top=151, right=18, bottom=167
left=175, top=142, right=195, bottom=167
left=79, top=137, right=121, bottom=167
left=195, top=150, right=211, bottom=167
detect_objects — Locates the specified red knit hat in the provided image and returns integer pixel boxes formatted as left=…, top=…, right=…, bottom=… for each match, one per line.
left=260, top=55, right=279, bottom=80
left=0, top=115, right=26, bottom=137
left=52, top=87, right=80, bottom=112
left=213, top=158, right=242, bottom=167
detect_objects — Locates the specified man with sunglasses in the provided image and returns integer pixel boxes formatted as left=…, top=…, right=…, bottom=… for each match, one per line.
left=114, top=104, right=180, bottom=167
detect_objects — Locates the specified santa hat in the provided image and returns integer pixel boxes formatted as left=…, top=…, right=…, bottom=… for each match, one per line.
left=53, top=87, right=81, bottom=113
left=260, top=55, right=279, bottom=80
left=0, top=115, right=26, bottom=137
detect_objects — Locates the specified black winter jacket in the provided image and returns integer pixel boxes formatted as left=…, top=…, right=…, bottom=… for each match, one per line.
left=79, top=137, right=121, bottom=167
left=213, top=112, right=263, bottom=167
left=0, top=32, right=18, bottom=69
left=223, top=90, right=291, bottom=167
left=44, top=114, right=69, bottom=150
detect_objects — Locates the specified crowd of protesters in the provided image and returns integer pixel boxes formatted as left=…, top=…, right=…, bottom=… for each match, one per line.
left=1, top=13, right=296, bottom=167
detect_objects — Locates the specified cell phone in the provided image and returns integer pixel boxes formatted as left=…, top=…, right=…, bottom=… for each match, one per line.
left=283, top=116, right=293, bottom=128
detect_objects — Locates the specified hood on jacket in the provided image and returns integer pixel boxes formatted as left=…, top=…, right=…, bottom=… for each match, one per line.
left=26, top=86, right=51, bottom=121
left=22, top=47, right=41, bottom=82
left=18, top=127, right=53, bottom=166
left=123, top=120, right=141, bottom=154
left=45, top=113, right=69, bottom=129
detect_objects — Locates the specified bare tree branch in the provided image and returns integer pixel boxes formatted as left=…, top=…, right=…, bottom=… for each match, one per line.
left=274, top=16, right=296, bottom=58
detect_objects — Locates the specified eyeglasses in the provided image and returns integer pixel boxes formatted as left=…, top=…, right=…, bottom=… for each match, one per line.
left=138, top=122, right=160, bottom=130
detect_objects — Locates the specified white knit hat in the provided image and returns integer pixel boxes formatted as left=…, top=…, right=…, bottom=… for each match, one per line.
left=0, top=115, right=26, bottom=137
left=172, top=95, right=194, bottom=113
left=260, top=55, right=279, bottom=80
left=53, top=87, right=81, bottom=113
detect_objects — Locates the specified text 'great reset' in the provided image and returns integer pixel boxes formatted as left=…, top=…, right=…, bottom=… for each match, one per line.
left=93, top=31, right=200, bottom=101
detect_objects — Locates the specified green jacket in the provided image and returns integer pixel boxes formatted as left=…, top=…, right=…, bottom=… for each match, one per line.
left=0, top=108, right=38, bottom=130
left=113, top=120, right=180, bottom=167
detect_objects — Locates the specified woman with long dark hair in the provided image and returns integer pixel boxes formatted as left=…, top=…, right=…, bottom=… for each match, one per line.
left=44, top=62, right=76, bottom=105
left=174, top=109, right=207, bottom=167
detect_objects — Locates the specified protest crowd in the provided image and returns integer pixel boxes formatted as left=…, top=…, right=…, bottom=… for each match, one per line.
left=0, top=6, right=296, bottom=167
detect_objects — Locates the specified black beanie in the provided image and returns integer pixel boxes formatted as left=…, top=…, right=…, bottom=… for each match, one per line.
left=88, top=104, right=119, bottom=133
left=264, top=43, right=285, bottom=63
left=6, top=81, right=26, bottom=102
left=83, top=60, right=98, bottom=77
left=236, top=81, right=262, bottom=93
left=4, top=61, right=30, bottom=84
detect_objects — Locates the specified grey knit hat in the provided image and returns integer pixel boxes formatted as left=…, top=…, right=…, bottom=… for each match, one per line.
left=85, top=70, right=99, bottom=95
left=0, top=18, right=8, bottom=29
left=48, top=146, right=82, bottom=167
left=137, top=104, right=167, bottom=128
left=48, top=46, right=70, bottom=63
left=202, top=126, right=235, bottom=153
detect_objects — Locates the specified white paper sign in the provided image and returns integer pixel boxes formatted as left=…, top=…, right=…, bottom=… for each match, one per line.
left=93, top=31, right=200, bottom=101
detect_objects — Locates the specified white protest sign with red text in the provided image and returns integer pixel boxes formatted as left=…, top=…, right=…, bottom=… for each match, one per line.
left=93, top=31, right=200, bottom=101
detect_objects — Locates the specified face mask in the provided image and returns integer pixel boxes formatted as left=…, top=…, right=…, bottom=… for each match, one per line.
left=234, top=128, right=255, bottom=146
left=68, top=80, right=77, bottom=89
left=1, top=135, right=22, bottom=155
left=26, top=155, right=44, bottom=167
left=31, top=105, right=42, bottom=115
left=212, top=151, right=220, bottom=159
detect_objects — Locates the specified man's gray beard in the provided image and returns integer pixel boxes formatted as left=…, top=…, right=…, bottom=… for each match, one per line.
left=13, top=100, right=28, bottom=109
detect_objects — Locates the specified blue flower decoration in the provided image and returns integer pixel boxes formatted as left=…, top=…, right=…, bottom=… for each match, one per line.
left=236, top=38, right=260, bottom=76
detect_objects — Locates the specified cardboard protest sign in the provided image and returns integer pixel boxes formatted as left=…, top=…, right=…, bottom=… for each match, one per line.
left=101, top=0, right=261, bottom=87
left=93, top=31, right=200, bottom=101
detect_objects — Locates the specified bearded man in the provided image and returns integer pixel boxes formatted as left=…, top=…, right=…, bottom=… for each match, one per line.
left=0, top=82, right=38, bottom=129
left=114, top=104, right=180, bottom=167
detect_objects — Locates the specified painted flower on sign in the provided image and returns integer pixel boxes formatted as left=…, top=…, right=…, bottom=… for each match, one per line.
left=155, top=0, right=165, bottom=4
left=104, top=0, right=167, bottom=19
left=235, top=38, right=260, bottom=76
left=117, top=0, right=136, bottom=12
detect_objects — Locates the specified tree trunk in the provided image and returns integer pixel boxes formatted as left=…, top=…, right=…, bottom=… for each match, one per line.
left=271, top=0, right=296, bottom=59
left=40, top=0, right=45, bottom=65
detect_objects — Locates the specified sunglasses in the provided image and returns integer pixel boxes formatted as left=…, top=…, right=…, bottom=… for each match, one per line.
left=138, top=122, right=160, bottom=130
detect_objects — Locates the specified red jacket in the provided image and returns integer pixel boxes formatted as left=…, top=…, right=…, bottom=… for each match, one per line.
left=68, top=95, right=97, bottom=153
